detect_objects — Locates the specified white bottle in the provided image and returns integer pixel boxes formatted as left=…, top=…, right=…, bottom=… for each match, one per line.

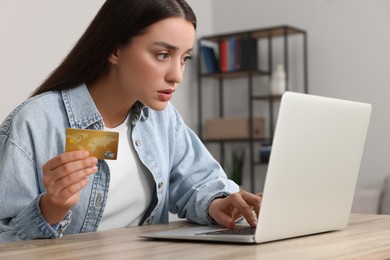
left=270, top=64, right=286, bottom=95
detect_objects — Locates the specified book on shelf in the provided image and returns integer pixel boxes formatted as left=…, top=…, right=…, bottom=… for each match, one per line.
left=228, top=37, right=237, bottom=72
left=218, top=36, right=258, bottom=73
left=239, top=37, right=258, bottom=71
left=200, top=45, right=219, bottom=74
left=219, top=39, right=229, bottom=72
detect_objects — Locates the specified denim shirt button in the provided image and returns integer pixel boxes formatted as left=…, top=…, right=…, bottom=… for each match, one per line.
left=146, top=216, right=153, bottom=225
left=95, top=194, right=103, bottom=207
left=158, top=181, right=163, bottom=189
left=135, top=140, right=141, bottom=146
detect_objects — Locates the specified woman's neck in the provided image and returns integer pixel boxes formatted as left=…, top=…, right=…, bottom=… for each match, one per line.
left=87, top=76, right=135, bottom=128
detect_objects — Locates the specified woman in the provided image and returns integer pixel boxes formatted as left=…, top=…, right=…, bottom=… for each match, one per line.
left=0, top=0, right=261, bottom=242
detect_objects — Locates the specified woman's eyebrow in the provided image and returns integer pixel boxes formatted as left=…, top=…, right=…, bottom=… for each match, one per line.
left=152, top=41, right=193, bottom=52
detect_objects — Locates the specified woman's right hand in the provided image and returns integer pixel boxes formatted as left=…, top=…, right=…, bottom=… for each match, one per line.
left=39, top=151, right=98, bottom=225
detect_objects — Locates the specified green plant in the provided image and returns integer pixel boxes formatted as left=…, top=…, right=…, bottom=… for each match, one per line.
left=230, top=149, right=245, bottom=186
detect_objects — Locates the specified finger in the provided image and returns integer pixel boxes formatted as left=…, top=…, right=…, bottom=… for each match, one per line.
left=57, top=177, right=90, bottom=205
left=238, top=205, right=257, bottom=228
left=51, top=164, right=97, bottom=194
left=208, top=198, right=236, bottom=228
left=232, top=208, right=243, bottom=220
left=255, top=193, right=263, bottom=216
left=43, top=150, right=91, bottom=173
left=239, top=190, right=262, bottom=217
left=55, top=156, right=98, bottom=178
left=228, top=193, right=257, bottom=227
left=214, top=210, right=236, bottom=229
left=45, top=156, right=98, bottom=185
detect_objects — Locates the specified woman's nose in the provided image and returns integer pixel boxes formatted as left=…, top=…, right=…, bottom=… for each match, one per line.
left=166, top=60, right=184, bottom=84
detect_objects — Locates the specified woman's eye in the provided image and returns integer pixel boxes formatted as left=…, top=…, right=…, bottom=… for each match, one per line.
left=156, top=53, right=170, bottom=60
left=183, top=55, right=193, bottom=63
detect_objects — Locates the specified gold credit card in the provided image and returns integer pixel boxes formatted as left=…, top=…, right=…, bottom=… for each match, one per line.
left=65, top=128, right=119, bottom=160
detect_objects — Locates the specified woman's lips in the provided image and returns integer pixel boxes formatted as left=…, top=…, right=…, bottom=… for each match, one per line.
left=157, top=89, right=175, bottom=101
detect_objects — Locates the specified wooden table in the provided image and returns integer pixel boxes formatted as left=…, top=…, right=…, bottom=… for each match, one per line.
left=1, top=214, right=390, bottom=259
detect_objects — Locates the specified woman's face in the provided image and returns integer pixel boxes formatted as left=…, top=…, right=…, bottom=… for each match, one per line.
left=108, top=17, right=195, bottom=111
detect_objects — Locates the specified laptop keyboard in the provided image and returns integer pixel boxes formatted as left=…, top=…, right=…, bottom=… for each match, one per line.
left=200, top=226, right=255, bottom=236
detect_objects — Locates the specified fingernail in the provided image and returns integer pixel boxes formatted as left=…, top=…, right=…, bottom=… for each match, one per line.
left=252, top=219, right=257, bottom=227
left=90, top=157, right=98, bottom=164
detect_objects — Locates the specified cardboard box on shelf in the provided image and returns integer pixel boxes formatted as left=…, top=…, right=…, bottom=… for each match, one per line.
left=204, top=117, right=265, bottom=140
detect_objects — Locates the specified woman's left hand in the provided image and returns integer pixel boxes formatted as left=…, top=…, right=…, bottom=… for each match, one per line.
left=208, top=190, right=262, bottom=229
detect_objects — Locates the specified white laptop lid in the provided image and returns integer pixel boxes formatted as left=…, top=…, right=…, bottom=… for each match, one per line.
left=255, top=91, right=372, bottom=243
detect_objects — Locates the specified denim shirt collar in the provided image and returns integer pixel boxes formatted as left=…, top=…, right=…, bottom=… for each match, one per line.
left=61, top=84, right=150, bottom=129
left=131, top=101, right=150, bottom=123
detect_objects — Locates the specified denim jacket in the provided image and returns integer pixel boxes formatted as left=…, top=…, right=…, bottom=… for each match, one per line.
left=0, top=84, right=239, bottom=243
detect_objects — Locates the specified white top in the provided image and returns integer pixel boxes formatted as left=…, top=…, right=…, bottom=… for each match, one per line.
left=98, top=115, right=154, bottom=231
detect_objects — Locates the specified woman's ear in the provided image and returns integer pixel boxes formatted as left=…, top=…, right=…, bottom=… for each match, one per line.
left=108, top=48, right=120, bottom=65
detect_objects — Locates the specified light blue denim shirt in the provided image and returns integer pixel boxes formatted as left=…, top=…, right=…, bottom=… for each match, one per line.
left=0, top=84, right=239, bottom=243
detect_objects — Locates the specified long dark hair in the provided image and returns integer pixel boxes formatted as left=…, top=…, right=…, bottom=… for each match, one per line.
left=32, top=0, right=196, bottom=96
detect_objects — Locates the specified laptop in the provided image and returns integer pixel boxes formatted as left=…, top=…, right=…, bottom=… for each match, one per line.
left=141, top=91, right=372, bottom=244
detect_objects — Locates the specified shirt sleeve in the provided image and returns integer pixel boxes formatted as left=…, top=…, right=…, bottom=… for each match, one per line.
left=0, top=136, right=72, bottom=242
left=12, top=195, right=72, bottom=241
left=168, top=111, right=240, bottom=225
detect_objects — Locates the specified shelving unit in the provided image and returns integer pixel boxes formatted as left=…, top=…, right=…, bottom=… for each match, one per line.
left=197, top=25, right=308, bottom=192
